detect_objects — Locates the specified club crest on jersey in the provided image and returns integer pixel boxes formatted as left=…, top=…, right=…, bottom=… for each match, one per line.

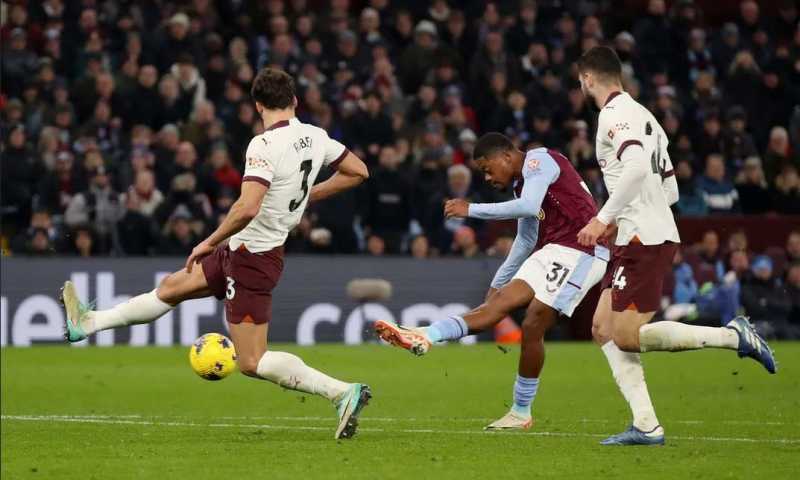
left=607, top=129, right=614, bottom=140
left=527, top=158, right=540, bottom=171
left=599, top=158, right=607, bottom=168
left=538, top=209, right=545, bottom=221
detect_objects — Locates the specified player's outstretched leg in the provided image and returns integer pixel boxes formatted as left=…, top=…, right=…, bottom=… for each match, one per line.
left=592, top=290, right=664, bottom=445
left=231, top=322, right=371, bottom=440
left=374, top=280, right=534, bottom=356
left=623, top=315, right=777, bottom=374
left=60, top=266, right=210, bottom=342
left=486, top=299, right=556, bottom=431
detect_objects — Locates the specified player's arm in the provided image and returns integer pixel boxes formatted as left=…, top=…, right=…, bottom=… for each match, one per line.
left=446, top=154, right=559, bottom=220
left=309, top=151, right=369, bottom=202
left=186, top=181, right=268, bottom=271
left=490, top=216, right=539, bottom=290
left=661, top=152, right=679, bottom=206
left=595, top=143, right=649, bottom=225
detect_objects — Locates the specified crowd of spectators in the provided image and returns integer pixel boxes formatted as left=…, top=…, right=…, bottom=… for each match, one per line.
left=2, top=0, right=800, bottom=261
left=665, top=228, right=800, bottom=337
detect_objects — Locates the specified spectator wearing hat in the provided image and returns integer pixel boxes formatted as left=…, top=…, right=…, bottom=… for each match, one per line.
left=64, top=164, right=123, bottom=254
left=736, top=156, right=772, bottom=213
left=453, top=128, right=476, bottom=165
left=697, top=153, right=739, bottom=214
left=398, top=20, right=442, bottom=94
left=741, top=254, right=793, bottom=338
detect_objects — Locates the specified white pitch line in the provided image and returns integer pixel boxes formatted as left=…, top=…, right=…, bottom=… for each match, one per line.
left=2, top=415, right=798, bottom=445
left=7, top=414, right=798, bottom=427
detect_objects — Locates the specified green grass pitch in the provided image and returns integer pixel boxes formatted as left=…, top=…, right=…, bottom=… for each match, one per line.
left=2, top=342, right=799, bottom=479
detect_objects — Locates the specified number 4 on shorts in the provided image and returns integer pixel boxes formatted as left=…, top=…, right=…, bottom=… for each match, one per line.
left=612, top=267, right=627, bottom=290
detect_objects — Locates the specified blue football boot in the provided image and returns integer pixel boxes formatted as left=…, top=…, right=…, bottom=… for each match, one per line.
left=600, top=425, right=665, bottom=446
left=725, top=316, right=777, bottom=374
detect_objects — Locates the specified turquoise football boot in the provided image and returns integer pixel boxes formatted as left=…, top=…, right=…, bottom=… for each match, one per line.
left=334, top=383, right=372, bottom=439
left=59, top=281, right=92, bottom=342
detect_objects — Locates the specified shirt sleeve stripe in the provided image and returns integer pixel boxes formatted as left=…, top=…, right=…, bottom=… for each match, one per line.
left=661, top=169, right=675, bottom=179
left=616, top=140, right=643, bottom=161
left=242, top=176, right=271, bottom=187
left=329, top=148, right=350, bottom=169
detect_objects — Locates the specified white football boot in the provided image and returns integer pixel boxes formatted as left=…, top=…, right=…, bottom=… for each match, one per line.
left=484, top=411, right=533, bottom=431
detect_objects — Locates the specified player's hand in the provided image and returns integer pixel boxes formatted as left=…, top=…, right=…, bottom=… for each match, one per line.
left=599, top=222, right=618, bottom=245
left=444, top=198, right=470, bottom=218
left=577, top=217, right=607, bottom=247
left=185, top=240, right=215, bottom=273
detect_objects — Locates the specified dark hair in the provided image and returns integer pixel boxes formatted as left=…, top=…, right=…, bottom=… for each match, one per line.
left=473, top=132, right=514, bottom=161
left=250, top=68, right=295, bottom=110
left=576, top=46, right=622, bottom=81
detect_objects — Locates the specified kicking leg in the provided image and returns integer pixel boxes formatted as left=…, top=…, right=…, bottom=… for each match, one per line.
left=374, top=280, right=534, bottom=355
left=231, top=321, right=371, bottom=439
left=61, top=264, right=212, bottom=342
left=487, top=298, right=556, bottom=430
left=592, top=289, right=663, bottom=445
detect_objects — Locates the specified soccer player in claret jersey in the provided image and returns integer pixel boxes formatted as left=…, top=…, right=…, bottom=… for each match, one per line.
left=59, top=68, right=373, bottom=440
left=575, top=46, right=776, bottom=446
left=375, top=133, right=611, bottom=430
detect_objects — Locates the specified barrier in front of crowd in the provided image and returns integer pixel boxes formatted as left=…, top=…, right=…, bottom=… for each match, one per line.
left=1, top=256, right=506, bottom=347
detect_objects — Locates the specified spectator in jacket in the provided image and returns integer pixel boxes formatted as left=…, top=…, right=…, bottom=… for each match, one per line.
left=697, top=154, right=739, bottom=213
left=64, top=165, right=123, bottom=254
left=741, top=255, right=793, bottom=338
left=736, top=156, right=771, bottom=213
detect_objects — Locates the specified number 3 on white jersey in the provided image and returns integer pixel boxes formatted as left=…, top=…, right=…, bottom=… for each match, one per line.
left=612, top=267, right=627, bottom=290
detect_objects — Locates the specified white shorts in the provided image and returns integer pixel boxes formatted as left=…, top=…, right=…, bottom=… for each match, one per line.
left=512, top=243, right=610, bottom=317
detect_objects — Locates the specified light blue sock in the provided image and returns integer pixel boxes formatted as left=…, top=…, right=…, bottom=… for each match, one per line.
left=511, top=375, right=539, bottom=417
left=426, top=316, right=468, bottom=343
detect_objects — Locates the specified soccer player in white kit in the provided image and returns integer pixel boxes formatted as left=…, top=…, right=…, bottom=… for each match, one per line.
left=60, top=68, right=373, bottom=439
left=575, top=47, right=776, bottom=445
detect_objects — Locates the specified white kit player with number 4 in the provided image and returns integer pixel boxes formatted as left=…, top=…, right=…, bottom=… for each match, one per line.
left=576, top=46, right=776, bottom=446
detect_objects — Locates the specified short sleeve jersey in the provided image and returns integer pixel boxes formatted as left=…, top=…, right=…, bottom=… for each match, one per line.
left=595, top=92, right=681, bottom=246
left=229, top=118, right=348, bottom=252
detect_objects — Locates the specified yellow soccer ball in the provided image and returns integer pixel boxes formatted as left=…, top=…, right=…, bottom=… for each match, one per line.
left=189, top=333, right=237, bottom=380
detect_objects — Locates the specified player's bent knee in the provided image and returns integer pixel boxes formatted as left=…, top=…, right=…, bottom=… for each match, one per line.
left=612, top=328, right=640, bottom=352
left=521, top=305, right=552, bottom=337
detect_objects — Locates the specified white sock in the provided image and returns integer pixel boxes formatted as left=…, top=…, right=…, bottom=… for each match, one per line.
left=256, top=351, right=350, bottom=402
left=601, top=341, right=659, bottom=432
left=87, top=289, right=173, bottom=334
left=639, top=321, right=739, bottom=352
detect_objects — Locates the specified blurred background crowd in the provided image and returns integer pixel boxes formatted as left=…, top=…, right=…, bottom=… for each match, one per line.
left=1, top=1, right=799, bottom=327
